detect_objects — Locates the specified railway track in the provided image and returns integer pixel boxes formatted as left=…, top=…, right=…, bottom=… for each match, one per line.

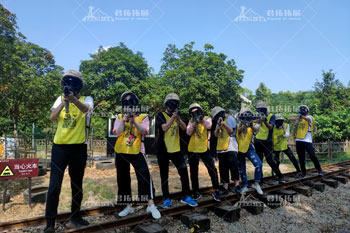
left=1, top=161, right=350, bottom=232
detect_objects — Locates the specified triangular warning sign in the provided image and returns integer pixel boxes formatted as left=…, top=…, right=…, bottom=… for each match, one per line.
left=0, top=165, right=15, bottom=177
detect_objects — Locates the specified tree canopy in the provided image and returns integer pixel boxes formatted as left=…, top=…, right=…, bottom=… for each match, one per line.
left=1, top=5, right=349, bottom=142
left=158, top=42, right=244, bottom=116
left=0, top=4, right=62, bottom=137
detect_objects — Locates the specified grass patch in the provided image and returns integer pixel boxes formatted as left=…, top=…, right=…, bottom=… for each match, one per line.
left=84, top=179, right=115, bottom=201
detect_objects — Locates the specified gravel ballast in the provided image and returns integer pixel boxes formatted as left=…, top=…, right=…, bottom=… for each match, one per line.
left=22, top=180, right=350, bottom=233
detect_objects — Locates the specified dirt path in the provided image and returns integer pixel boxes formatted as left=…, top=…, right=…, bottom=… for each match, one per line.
left=0, top=157, right=297, bottom=223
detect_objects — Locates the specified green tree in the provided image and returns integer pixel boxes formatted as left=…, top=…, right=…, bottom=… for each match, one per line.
left=158, top=42, right=244, bottom=116
left=1, top=41, right=63, bottom=137
left=312, top=70, right=349, bottom=141
left=314, top=70, right=346, bottom=114
left=0, top=5, right=63, bottom=137
left=80, top=44, right=157, bottom=139
left=255, top=82, right=271, bottom=104
left=0, top=4, right=21, bottom=134
left=0, top=4, right=24, bottom=80
left=80, top=43, right=153, bottom=115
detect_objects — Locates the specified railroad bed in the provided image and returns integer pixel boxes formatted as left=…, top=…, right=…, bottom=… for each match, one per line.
left=1, top=161, right=350, bottom=233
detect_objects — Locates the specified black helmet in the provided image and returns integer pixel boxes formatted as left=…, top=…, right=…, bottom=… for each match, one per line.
left=299, top=105, right=309, bottom=115
left=120, top=91, right=139, bottom=106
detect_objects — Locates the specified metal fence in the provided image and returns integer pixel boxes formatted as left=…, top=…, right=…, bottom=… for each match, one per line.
left=1, top=138, right=349, bottom=161
left=287, top=139, right=349, bottom=161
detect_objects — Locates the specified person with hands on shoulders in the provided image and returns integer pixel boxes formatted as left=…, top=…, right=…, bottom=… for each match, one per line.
left=253, top=101, right=286, bottom=184
left=272, top=114, right=301, bottom=176
left=211, top=106, right=242, bottom=195
left=289, top=105, right=323, bottom=178
left=236, top=110, right=263, bottom=194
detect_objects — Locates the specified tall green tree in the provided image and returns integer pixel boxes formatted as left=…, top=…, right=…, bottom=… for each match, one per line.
left=1, top=41, right=63, bottom=137
left=312, top=70, right=349, bottom=141
left=0, top=4, right=21, bottom=134
left=314, top=70, right=346, bottom=114
left=80, top=44, right=157, bottom=139
left=158, top=42, right=244, bottom=116
left=255, top=82, right=271, bottom=104
left=0, top=5, right=62, bottom=137
left=0, top=4, right=23, bottom=80
left=80, top=43, right=153, bottom=115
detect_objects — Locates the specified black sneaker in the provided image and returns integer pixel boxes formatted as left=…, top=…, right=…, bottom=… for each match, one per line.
left=43, top=219, right=55, bottom=233
left=212, top=191, right=221, bottom=202
left=220, top=188, right=230, bottom=196
left=318, top=170, right=324, bottom=176
left=277, top=177, right=287, bottom=184
left=43, top=225, right=55, bottom=233
left=234, top=186, right=242, bottom=195
left=193, top=192, right=201, bottom=201
left=298, top=173, right=306, bottom=179
left=66, top=217, right=90, bottom=229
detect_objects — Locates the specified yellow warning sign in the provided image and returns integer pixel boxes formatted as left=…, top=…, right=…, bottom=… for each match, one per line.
left=0, top=165, right=14, bottom=177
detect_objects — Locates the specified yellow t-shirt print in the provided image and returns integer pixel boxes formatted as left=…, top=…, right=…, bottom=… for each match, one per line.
left=62, top=113, right=78, bottom=129
left=219, top=130, right=224, bottom=138
left=170, top=125, right=177, bottom=136
left=123, top=125, right=134, bottom=137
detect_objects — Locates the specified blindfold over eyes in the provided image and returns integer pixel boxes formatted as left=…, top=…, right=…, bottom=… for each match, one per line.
left=166, top=101, right=179, bottom=109
left=191, top=108, right=203, bottom=115
left=62, top=77, right=82, bottom=88
left=215, top=111, right=225, bottom=119
left=122, top=98, right=138, bottom=106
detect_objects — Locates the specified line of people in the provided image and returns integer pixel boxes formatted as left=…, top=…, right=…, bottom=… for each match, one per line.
left=113, top=92, right=324, bottom=220
left=44, top=70, right=323, bottom=232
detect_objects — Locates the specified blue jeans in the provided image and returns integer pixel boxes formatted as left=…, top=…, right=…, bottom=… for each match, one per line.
left=238, top=145, right=262, bottom=187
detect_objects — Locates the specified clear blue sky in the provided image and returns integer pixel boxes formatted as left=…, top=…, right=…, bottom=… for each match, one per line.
left=4, top=0, right=350, bottom=93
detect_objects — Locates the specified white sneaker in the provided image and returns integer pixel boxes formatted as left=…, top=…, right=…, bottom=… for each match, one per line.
left=252, top=184, right=263, bottom=195
left=241, top=186, right=248, bottom=193
left=146, top=204, right=161, bottom=219
left=118, top=205, right=134, bottom=217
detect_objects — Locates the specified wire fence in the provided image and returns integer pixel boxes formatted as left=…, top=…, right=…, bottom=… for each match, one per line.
left=1, top=138, right=349, bottom=162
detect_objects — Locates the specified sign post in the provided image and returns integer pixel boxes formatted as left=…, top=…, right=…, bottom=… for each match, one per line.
left=2, top=180, right=8, bottom=211
left=0, top=158, right=39, bottom=210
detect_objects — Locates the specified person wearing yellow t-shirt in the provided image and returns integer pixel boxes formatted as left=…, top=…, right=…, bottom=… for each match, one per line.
left=236, top=110, right=263, bottom=195
left=211, top=106, right=242, bottom=195
left=272, top=114, right=301, bottom=175
left=113, top=91, right=160, bottom=219
left=156, top=93, right=198, bottom=208
left=253, top=101, right=286, bottom=184
left=45, top=70, right=93, bottom=233
left=186, top=103, right=220, bottom=202
left=289, top=105, right=323, bottom=178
